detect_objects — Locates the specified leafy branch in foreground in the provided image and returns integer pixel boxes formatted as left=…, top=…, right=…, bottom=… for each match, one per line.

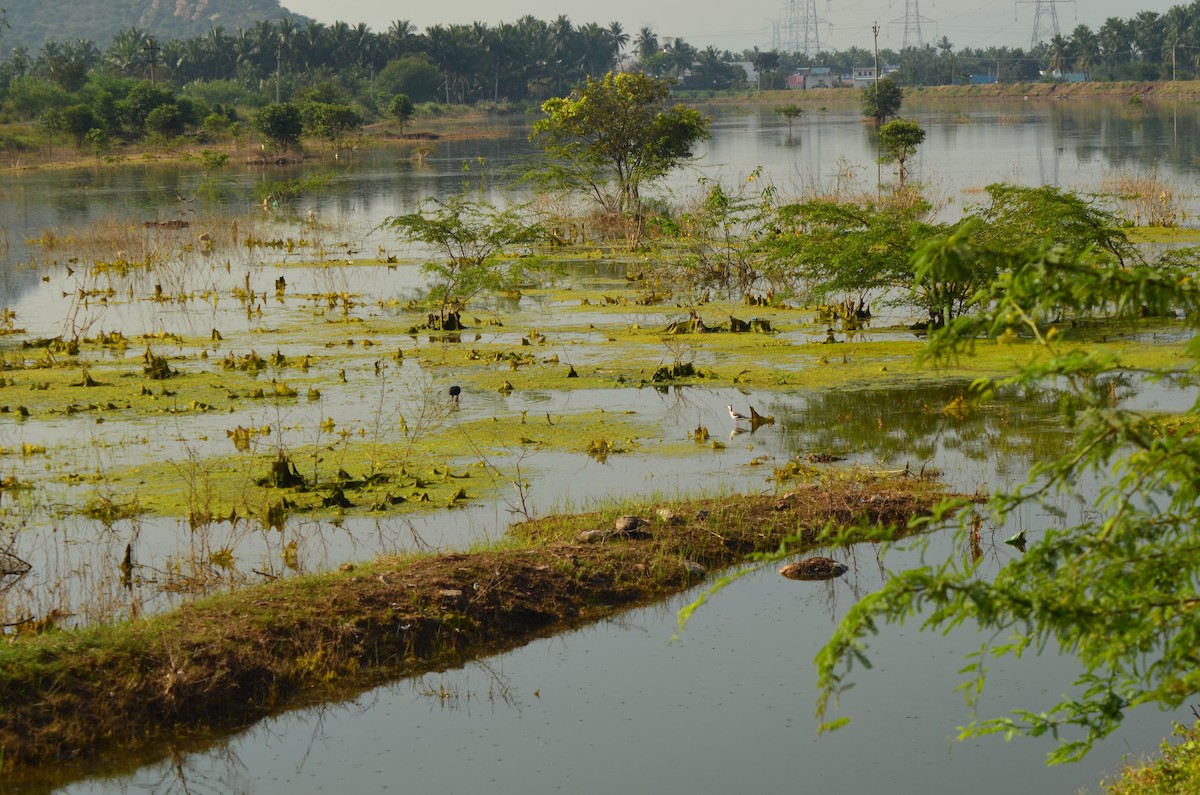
left=817, top=232, right=1200, bottom=763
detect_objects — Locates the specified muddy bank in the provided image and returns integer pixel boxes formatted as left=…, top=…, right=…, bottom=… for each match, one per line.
left=0, top=477, right=953, bottom=783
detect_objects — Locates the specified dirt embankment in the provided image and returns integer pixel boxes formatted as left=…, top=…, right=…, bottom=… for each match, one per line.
left=910, top=80, right=1200, bottom=100
left=720, top=79, right=1200, bottom=107
left=0, top=479, right=954, bottom=782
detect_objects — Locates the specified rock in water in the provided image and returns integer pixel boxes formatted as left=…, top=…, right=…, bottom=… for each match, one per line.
left=779, top=557, right=849, bottom=581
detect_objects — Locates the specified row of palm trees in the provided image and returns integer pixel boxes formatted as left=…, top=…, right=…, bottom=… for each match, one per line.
left=8, top=16, right=641, bottom=102
left=8, top=4, right=1200, bottom=104
left=1043, top=7, right=1200, bottom=79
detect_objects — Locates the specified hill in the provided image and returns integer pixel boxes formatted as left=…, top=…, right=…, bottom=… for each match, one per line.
left=2, top=0, right=309, bottom=52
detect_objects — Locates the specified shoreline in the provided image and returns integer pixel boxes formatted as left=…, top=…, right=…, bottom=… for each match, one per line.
left=4, top=79, right=1198, bottom=174
left=0, top=478, right=950, bottom=783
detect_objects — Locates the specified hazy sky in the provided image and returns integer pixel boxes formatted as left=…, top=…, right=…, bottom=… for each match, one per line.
left=281, top=0, right=1178, bottom=53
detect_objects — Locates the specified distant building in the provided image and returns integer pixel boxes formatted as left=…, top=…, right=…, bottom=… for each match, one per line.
left=851, top=66, right=876, bottom=88
left=1039, top=69, right=1089, bottom=82
left=807, top=67, right=836, bottom=89
left=852, top=65, right=901, bottom=89
left=732, top=61, right=757, bottom=88
left=786, top=73, right=806, bottom=89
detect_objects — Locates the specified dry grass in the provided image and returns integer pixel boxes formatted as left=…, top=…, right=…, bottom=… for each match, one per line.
left=1102, top=171, right=1188, bottom=227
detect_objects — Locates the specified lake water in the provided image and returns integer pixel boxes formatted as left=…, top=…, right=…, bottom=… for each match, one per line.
left=4, top=96, right=1199, bottom=793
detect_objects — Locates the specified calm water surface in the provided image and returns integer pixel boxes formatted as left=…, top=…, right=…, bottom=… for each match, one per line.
left=4, top=97, right=1198, bottom=793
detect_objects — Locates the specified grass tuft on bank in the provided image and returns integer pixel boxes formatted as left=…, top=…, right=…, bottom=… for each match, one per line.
left=1103, top=722, right=1200, bottom=794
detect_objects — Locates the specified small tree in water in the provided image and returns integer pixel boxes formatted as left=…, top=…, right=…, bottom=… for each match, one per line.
left=384, top=198, right=545, bottom=330
left=877, top=118, right=926, bottom=189
left=530, top=72, right=709, bottom=217
left=774, top=103, right=804, bottom=133
left=861, top=77, right=903, bottom=123
left=252, top=103, right=303, bottom=152
left=388, top=93, right=415, bottom=134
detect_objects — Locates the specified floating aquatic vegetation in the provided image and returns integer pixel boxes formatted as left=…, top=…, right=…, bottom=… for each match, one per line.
left=586, top=437, right=627, bottom=463
left=81, top=494, right=141, bottom=524
left=142, top=349, right=176, bottom=380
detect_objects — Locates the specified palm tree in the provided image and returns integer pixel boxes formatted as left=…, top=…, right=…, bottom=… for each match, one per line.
left=299, top=21, right=326, bottom=71
left=277, top=18, right=297, bottom=67
left=249, top=20, right=277, bottom=72
left=8, top=45, right=31, bottom=78
left=548, top=15, right=575, bottom=93
left=426, top=24, right=482, bottom=103
left=386, top=20, right=417, bottom=59
left=203, top=26, right=232, bottom=78
left=38, top=38, right=99, bottom=91
left=454, top=24, right=489, bottom=103
left=105, top=27, right=149, bottom=76
left=1161, top=5, right=1192, bottom=77
left=634, top=26, right=658, bottom=61
left=327, top=21, right=353, bottom=70
left=167, top=37, right=203, bottom=82
left=349, top=22, right=377, bottom=73
left=484, top=21, right=520, bottom=106
left=1099, top=17, right=1132, bottom=68
left=577, top=23, right=613, bottom=78
left=691, top=45, right=735, bottom=88
left=514, top=15, right=551, bottom=96
left=232, top=28, right=259, bottom=71
left=667, top=37, right=697, bottom=78
left=608, top=21, right=629, bottom=71
left=1131, top=10, right=1164, bottom=62
left=1071, top=24, right=1099, bottom=79
left=1046, top=33, right=1071, bottom=76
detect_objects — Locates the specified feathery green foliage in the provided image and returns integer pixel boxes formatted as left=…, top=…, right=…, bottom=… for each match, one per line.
left=817, top=230, right=1200, bottom=764
left=384, top=197, right=545, bottom=327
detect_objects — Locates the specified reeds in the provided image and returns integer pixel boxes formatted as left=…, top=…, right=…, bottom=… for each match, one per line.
left=1103, top=170, right=1187, bottom=227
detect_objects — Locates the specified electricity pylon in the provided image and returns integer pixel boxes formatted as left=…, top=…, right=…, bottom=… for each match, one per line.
left=1017, top=0, right=1076, bottom=49
left=775, top=0, right=821, bottom=54
left=801, top=0, right=820, bottom=54
left=893, top=0, right=928, bottom=50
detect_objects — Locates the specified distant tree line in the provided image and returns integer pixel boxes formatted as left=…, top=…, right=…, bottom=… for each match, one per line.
left=3, top=7, right=1199, bottom=105
left=2, top=7, right=1199, bottom=154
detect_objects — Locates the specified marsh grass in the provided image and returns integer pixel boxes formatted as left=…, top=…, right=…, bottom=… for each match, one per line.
left=1103, top=170, right=1190, bottom=227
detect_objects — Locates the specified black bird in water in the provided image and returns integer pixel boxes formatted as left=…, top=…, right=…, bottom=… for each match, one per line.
left=449, top=385, right=462, bottom=405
